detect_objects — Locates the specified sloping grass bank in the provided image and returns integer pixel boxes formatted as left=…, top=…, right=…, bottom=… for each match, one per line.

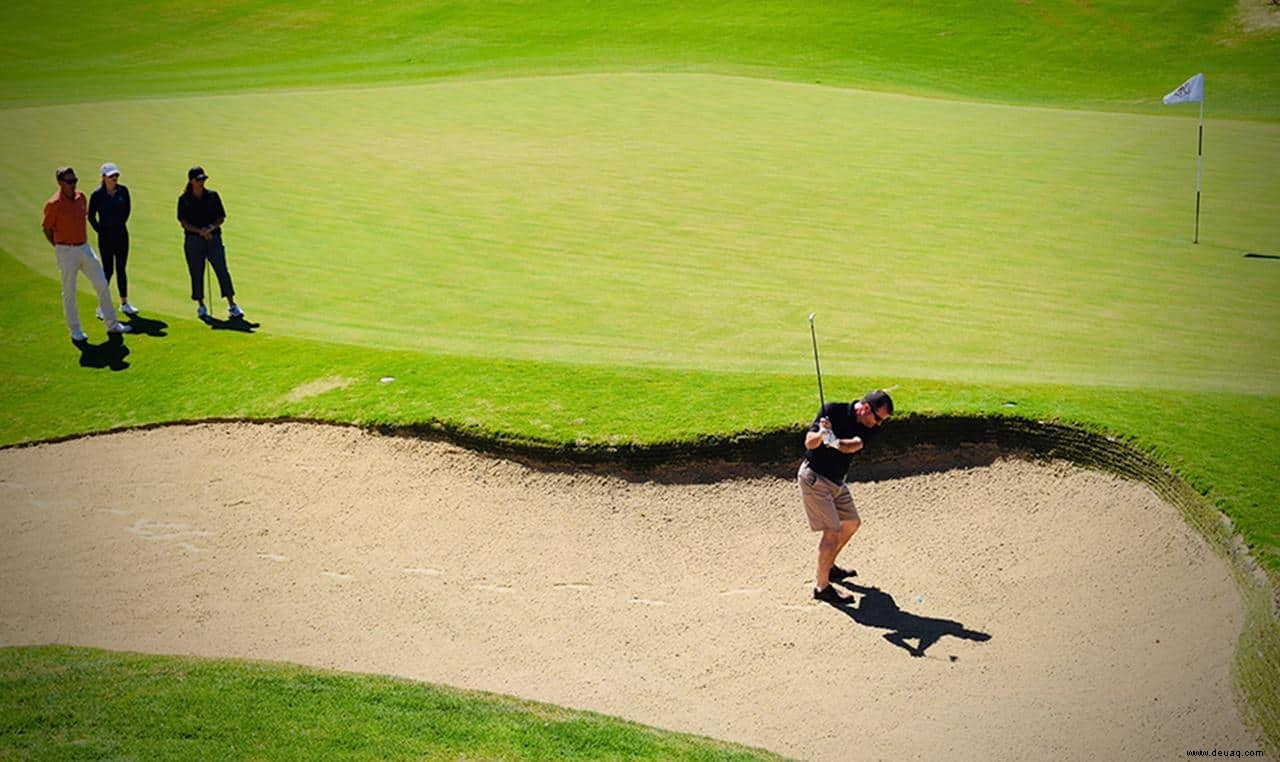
left=0, top=645, right=783, bottom=760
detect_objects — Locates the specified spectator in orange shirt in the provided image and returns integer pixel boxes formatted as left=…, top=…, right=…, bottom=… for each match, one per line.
left=41, top=166, right=132, bottom=342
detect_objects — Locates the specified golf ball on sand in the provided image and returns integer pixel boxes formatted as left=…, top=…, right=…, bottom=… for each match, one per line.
left=914, top=595, right=924, bottom=604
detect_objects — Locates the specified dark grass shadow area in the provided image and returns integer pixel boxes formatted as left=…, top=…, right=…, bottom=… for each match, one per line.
left=122, top=313, right=169, bottom=337
left=822, top=580, right=991, bottom=659
left=72, top=333, right=129, bottom=371
left=377, top=418, right=1006, bottom=485
left=1244, top=253, right=1279, bottom=260
left=200, top=314, right=261, bottom=333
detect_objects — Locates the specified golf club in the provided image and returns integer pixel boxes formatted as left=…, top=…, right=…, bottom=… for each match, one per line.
left=809, top=313, right=840, bottom=449
left=808, top=312, right=825, bottom=412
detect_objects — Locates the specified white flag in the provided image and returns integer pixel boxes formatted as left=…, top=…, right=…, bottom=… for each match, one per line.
left=1163, top=73, right=1204, bottom=105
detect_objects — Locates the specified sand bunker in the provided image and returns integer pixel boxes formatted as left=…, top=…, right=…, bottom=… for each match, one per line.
left=0, top=422, right=1256, bottom=759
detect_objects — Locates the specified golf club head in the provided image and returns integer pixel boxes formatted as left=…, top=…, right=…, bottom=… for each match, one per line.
left=808, top=312, right=816, bottom=324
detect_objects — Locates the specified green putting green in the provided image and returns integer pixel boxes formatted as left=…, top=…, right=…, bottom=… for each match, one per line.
left=2, top=75, right=1276, bottom=389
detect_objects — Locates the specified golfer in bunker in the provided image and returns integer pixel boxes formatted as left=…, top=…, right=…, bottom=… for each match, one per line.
left=799, top=389, right=893, bottom=603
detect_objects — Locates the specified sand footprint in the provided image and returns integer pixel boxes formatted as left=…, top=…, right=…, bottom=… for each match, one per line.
left=401, top=567, right=445, bottom=577
left=553, top=582, right=593, bottom=591
left=0, top=483, right=45, bottom=509
left=258, top=553, right=289, bottom=562
left=474, top=584, right=515, bottom=594
left=719, top=588, right=762, bottom=597
left=126, top=518, right=213, bottom=542
left=779, top=603, right=823, bottom=612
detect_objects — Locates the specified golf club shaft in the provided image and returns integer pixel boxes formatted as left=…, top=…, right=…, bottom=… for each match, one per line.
left=808, top=313, right=825, bottom=412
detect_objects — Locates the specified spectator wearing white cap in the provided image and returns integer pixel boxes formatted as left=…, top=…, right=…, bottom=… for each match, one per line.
left=88, top=162, right=138, bottom=316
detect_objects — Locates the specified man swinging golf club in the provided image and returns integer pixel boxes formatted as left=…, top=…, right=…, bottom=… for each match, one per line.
left=800, top=314, right=893, bottom=603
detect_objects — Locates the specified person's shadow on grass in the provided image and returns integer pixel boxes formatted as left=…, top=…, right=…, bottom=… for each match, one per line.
left=72, top=333, right=130, bottom=371
left=122, top=313, right=169, bottom=338
left=200, top=314, right=260, bottom=333
left=824, top=581, right=991, bottom=658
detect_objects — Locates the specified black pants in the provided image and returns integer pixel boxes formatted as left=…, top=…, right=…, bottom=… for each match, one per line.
left=184, top=233, right=235, bottom=301
left=98, top=227, right=129, bottom=297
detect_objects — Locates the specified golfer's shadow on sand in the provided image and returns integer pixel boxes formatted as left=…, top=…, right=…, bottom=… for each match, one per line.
left=200, top=314, right=260, bottom=333
left=827, top=581, right=991, bottom=659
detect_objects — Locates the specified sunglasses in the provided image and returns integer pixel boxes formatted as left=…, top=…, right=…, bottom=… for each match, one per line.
left=872, top=407, right=889, bottom=423
left=59, top=176, right=78, bottom=184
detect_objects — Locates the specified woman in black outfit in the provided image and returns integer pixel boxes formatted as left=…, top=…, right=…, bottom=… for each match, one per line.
left=88, top=162, right=138, bottom=315
left=177, top=165, right=244, bottom=319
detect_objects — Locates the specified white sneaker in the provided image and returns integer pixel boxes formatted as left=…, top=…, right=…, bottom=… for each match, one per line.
left=106, top=322, right=132, bottom=334
left=197, top=304, right=208, bottom=318
left=121, top=302, right=139, bottom=315
left=228, top=304, right=245, bottom=318
left=95, top=307, right=104, bottom=321
left=70, top=329, right=87, bottom=342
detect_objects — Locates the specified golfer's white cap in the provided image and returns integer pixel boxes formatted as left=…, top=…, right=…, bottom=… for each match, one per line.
left=100, top=162, right=120, bottom=177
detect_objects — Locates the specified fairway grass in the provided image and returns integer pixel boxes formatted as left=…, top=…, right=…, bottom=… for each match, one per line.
left=2, top=1, right=1278, bottom=119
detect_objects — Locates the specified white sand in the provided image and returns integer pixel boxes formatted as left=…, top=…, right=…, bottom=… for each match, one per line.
left=0, top=422, right=1256, bottom=760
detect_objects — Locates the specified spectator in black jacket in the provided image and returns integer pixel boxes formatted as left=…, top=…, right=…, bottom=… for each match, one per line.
left=177, top=166, right=244, bottom=319
left=88, top=162, right=138, bottom=316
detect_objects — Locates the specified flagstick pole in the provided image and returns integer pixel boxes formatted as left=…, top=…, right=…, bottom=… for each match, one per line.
left=1194, top=97, right=1203, bottom=244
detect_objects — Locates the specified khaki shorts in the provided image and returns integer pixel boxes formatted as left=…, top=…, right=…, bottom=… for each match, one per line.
left=798, top=462, right=860, bottom=532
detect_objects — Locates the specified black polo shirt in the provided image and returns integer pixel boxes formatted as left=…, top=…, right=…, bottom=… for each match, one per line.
left=803, top=401, right=881, bottom=484
left=88, top=185, right=131, bottom=231
left=177, top=189, right=226, bottom=231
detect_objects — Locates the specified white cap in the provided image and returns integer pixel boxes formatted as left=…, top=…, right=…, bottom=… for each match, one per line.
left=100, top=162, right=120, bottom=177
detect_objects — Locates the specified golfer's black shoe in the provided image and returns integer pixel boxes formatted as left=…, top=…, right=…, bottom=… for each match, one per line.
left=828, top=564, right=857, bottom=580
left=813, top=585, right=855, bottom=604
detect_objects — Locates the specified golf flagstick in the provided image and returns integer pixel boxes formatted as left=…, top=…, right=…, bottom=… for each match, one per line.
left=1162, top=73, right=1206, bottom=243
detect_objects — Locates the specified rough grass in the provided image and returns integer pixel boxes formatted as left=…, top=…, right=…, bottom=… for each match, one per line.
left=0, top=646, right=784, bottom=761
